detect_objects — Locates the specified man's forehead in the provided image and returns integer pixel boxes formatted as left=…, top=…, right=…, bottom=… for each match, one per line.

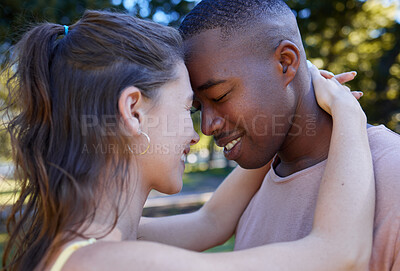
left=184, top=29, right=226, bottom=59
left=183, top=27, right=269, bottom=90
left=183, top=17, right=283, bottom=50
left=185, top=34, right=251, bottom=74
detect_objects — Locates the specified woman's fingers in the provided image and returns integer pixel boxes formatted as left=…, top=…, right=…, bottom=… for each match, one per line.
left=315, top=64, right=357, bottom=84
left=334, top=71, right=357, bottom=84
left=308, top=61, right=324, bottom=84
left=351, top=91, right=364, bottom=100
left=308, top=61, right=333, bottom=115
left=320, top=70, right=335, bottom=79
left=308, top=60, right=363, bottom=116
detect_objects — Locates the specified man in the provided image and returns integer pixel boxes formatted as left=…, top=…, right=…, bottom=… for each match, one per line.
left=139, top=1, right=400, bottom=269
left=178, top=0, right=400, bottom=270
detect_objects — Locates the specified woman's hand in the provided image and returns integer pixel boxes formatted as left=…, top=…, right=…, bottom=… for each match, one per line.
left=308, top=61, right=364, bottom=117
left=319, top=68, right=356, bottom=84
left=319, top=69, right=364, bottom=100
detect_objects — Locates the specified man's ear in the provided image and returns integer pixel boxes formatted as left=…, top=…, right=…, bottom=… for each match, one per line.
left=275, top=40, right=300, bottom=88
left=118, top=86, right=143, bottom=136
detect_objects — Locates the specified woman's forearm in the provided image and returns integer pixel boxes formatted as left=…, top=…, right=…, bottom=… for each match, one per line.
left=310, top=105, right=374, bottom=266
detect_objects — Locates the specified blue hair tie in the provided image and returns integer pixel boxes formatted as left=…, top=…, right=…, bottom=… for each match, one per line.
left=63, top=25, right=69, bottom=36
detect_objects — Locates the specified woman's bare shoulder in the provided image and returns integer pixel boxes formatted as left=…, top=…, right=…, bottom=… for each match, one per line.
left=62, top=240, right=206, bottom=271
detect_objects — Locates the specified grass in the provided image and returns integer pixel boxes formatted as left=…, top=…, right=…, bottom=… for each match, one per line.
left=205, top=236, right=235, bottom=253
left=181, top=167, right=234, bottom=192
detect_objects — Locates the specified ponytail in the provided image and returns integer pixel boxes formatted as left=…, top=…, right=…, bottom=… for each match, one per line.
left=2, top=23, right=68, bottom=270
left=17, top=23, right=65, bottom=126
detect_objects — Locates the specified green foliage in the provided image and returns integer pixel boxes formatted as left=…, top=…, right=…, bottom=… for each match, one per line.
left=288, top=0, right=400, bottom=129
left=0, top=0, right=119, bottom=50
left=205, top=235, right=235, bottom=253
left=0, top=131, right=11, bottom=159
left=0, top=0, right=197, bottom=49
left=0, top=233, right=7, bottom=262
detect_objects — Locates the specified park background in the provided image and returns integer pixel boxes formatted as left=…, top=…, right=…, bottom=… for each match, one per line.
left=0, top=0, right=400, bottom=258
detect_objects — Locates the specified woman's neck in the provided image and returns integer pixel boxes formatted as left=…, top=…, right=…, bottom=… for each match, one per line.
left=82, top=175, right=151, bottom=242
left=117, top=181, right=151, bottom=240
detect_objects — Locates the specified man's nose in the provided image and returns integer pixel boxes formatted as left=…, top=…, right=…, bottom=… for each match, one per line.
left=201, top=109, right=224, bottom=136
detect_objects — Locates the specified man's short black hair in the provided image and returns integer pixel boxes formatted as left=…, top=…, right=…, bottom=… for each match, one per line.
left=179, top=0, right=292, bottom=40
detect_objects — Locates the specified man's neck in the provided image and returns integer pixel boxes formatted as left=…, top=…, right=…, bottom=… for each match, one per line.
left=275, top=79, right=333, bottom=177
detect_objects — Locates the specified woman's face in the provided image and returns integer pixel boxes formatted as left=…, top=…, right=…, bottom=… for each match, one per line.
left=140, top=62, right=199, bottom=194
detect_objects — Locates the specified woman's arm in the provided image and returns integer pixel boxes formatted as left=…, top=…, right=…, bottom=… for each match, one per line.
left=139, top=162, right=271, bottom=251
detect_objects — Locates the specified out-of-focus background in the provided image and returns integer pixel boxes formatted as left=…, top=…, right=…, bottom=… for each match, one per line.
left=1, top=0, right=399, bottom=255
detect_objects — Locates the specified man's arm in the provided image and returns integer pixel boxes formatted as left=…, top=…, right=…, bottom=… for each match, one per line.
left=138, top=162, right=271, bottom=251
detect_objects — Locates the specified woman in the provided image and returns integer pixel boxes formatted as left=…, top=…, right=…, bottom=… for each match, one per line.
left=1, top=10, right=374, bottom=271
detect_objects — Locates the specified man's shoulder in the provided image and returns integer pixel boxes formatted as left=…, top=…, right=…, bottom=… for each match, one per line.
left=367, top=124, right=400, bottom=205
left=368, top=125, right=400, bottom=170
left=367, top=124, right=400, bottom=168
left=367, top=124, right=400, bottom=159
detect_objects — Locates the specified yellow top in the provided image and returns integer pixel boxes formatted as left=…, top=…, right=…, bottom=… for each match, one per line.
left=50, top=238, right=97, bottom=271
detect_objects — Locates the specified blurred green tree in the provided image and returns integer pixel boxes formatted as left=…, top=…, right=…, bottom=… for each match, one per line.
left=0, top=0, right=198, bottom=56
left=288, top=0, right=400, bottom=130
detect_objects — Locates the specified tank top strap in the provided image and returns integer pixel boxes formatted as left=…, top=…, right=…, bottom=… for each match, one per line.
left=50, top=238, right=97, bottom=271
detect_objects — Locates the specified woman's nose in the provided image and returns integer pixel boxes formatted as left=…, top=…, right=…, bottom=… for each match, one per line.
left=190, top=131, right=200, bottom=146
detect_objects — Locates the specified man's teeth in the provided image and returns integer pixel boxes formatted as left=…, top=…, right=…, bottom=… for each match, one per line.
left=225, top=137, right=242, bottom=151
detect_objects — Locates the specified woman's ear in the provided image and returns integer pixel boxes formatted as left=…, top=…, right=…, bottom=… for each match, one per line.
left=275, top=40, right=300, bottom=88
left=118, top=86, right=143, bottom=136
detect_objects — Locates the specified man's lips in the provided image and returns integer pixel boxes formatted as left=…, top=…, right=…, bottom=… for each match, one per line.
left=215, top=133, right=244, bottom=148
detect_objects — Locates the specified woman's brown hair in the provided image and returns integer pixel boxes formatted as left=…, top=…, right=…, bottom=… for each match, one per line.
left=1, top=10, right=183, bottom=270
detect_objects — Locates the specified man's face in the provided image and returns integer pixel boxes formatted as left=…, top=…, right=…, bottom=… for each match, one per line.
left=185, top=29, right=297, bottom=169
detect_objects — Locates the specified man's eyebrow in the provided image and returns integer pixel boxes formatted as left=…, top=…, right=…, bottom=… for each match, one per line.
left=197, top=80, right=227, bottom=91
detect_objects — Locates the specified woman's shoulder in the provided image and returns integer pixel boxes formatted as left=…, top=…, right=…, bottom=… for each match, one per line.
left=61, top=240, right=203, bottom=271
